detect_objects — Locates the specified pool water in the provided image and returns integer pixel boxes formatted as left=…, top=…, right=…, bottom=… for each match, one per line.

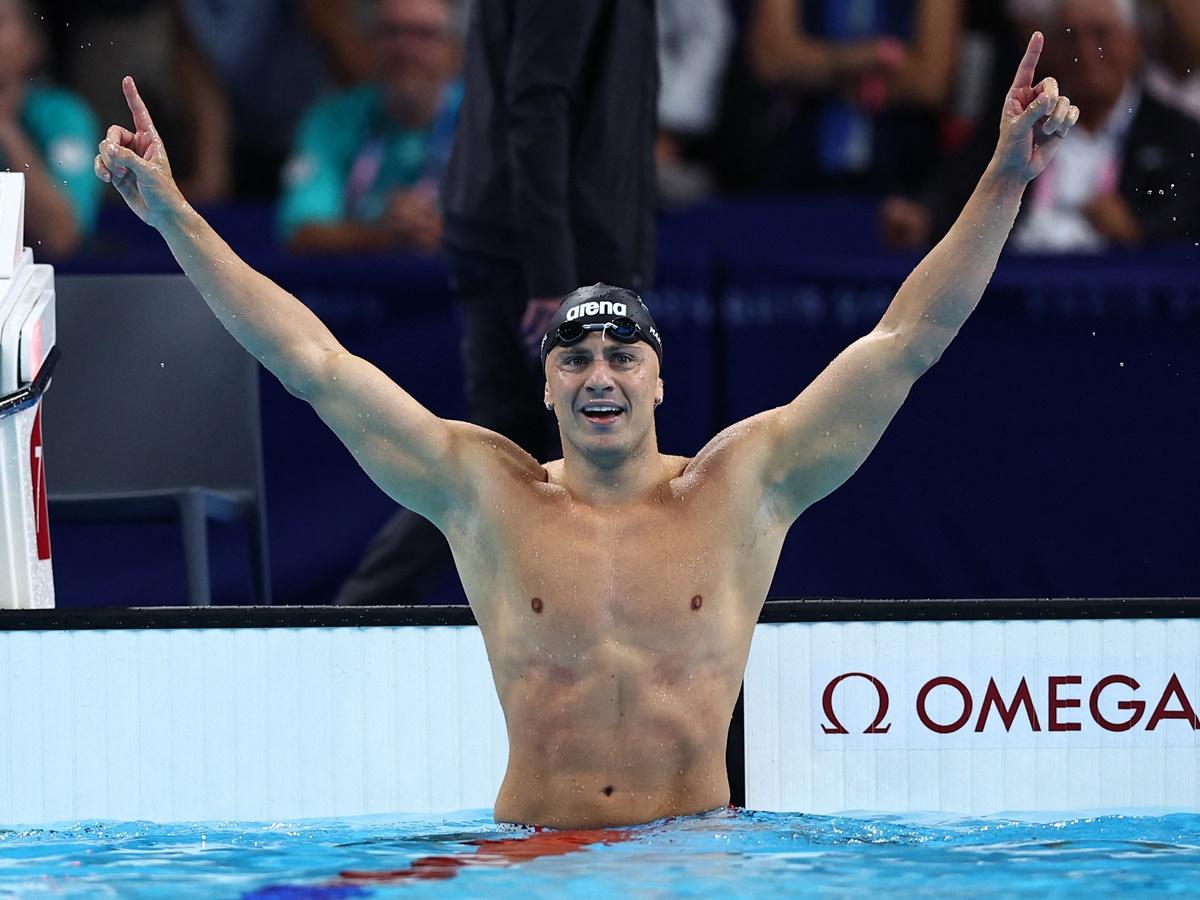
left=2, top=809, right=1199, bottom=898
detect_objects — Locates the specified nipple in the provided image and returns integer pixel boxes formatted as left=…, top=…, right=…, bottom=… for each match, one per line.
left=691, top=594, right=703, bottom=611
left=531, top=597, right=544, bottom=614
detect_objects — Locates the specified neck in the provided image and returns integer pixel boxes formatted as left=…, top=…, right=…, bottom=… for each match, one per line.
left=557, top=431, right=665, bottom=506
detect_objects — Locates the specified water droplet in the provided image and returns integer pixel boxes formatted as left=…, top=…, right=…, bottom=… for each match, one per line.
left=1119, top=362, right=1125, bottom=368
left=160, top=362, right=165, bottom=368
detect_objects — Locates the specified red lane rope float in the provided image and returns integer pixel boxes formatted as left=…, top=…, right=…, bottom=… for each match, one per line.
left=336, top=827, right=634, bottom=883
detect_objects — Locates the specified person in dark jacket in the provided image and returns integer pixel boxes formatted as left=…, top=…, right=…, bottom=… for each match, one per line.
left=335, top=0, right=659, bottom=606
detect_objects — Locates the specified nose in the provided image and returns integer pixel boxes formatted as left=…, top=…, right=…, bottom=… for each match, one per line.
left=583, top=359, right=616, bottom=393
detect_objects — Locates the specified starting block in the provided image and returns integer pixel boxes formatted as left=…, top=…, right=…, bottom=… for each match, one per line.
left=0, top=173, right=58, bottom=608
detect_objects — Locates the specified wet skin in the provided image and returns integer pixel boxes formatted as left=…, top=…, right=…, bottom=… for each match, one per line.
left=438, top=336, right=789, bottom=829
left=445, top=437, right=786, bottom=829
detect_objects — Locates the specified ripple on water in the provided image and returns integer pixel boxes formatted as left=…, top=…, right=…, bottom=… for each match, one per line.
left=0, top=810, right=1198, bottom=898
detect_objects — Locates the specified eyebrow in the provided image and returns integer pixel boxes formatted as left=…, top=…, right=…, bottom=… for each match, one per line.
left=556, top=344, right=644, bottom=359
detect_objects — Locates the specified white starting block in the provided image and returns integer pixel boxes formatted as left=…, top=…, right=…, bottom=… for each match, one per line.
left=0, top=173, right=58, bottom=609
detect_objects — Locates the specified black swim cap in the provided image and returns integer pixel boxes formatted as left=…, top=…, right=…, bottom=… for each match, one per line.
left=539, top=284, right=663, bottom=370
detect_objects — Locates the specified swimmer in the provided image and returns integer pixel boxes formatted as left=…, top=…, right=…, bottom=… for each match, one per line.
left=95, top=33, right=1078, bottom=829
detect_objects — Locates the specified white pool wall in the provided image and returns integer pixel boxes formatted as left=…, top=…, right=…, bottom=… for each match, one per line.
left=2, top=616, right=1197, bottom=825
left=0, top=625, right=507, bottom=825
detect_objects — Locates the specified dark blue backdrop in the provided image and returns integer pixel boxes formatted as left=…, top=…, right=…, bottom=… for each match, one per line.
left=47, top=200, right=1200, bottom=605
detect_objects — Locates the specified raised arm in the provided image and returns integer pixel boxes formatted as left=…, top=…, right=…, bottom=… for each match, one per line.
left=95, top=77, right=474, bottom=523
left=733, top=34, right=1079, bottom=522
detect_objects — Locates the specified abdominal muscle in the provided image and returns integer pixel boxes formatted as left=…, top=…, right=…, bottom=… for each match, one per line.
left=490, top=641, right=739, bottom=829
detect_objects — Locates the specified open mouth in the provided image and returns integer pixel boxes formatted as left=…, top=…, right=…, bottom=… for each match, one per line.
left=580, top=403, right=624, bottom=425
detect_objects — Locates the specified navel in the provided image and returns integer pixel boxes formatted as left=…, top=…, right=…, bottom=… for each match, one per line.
left=531, top=597, right=544, bottom=614
left=690, top=594, right=703, bottom=611
left=602, top=785, right=614, bottom=796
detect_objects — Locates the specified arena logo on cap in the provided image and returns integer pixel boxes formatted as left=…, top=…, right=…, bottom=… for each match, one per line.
left=820, top=672, right=1200, bottom=735
left=565, top=300, right=628, bottom=321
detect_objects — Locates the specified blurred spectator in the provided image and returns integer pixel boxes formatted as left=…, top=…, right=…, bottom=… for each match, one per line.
left=0, top=0, right=100, bottom=256
left=656, top=0, right=733, bottom=206
left=279, top=0, right=462, bottom=253
left=175, top=0, right=369, bottom=201
left=734, top=0, right=963, bottom=193
left=881, top=0, right=1200, bottom=253
left=1142, top=0, right=1200, bottom=122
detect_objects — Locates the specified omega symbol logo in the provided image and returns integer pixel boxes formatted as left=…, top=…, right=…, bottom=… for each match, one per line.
left=821, top=672, right=892, bottom=734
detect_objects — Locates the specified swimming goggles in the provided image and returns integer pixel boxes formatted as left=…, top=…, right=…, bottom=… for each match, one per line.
left=548, top=317, right=648, bottom=349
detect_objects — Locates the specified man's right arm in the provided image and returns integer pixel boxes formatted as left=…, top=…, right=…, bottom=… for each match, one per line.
left=97, top=77, right=469, bottom=522
left=164, top=207, right=465, bottom=519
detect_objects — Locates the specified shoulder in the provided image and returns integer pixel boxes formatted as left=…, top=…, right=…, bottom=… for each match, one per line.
left=675, top=410, right=779, bottom=494
left=438, top=420, right=553, bottom=531
left=447, top=419, right=549, bottom=483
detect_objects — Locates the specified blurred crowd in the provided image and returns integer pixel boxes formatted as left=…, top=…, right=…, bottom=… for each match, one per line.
left=10, top=0, right=1200, bottom=257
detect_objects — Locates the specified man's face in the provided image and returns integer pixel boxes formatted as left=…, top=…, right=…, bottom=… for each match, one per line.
left=372, top=0, right=457, bottom=100
left=544, top=333, right=663, bottom=461
left=1049, top=0, right=1141, bottom=113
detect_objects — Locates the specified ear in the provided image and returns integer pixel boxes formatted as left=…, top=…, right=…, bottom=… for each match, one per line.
left=655, top=377, right=664, bottom=408
left=544, top=381, right=553, bottom=412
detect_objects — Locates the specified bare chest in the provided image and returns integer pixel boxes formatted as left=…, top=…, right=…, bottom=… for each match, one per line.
left=453, top=487, right=774, bottom=664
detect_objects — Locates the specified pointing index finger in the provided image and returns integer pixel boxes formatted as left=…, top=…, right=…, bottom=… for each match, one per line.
left=122, top=75, right=156, bottom=134
left=1010, top=32, right=1044, bottom=92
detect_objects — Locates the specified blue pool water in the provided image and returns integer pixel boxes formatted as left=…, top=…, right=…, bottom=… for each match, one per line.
left=2, top=809, right=1199, bottom=898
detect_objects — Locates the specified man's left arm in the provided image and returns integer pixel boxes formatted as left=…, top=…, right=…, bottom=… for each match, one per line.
left=755, top=33, right=1080, bottom=522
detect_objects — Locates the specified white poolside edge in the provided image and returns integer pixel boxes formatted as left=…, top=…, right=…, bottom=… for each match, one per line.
left=1, top=618, right=1197, bottom=825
